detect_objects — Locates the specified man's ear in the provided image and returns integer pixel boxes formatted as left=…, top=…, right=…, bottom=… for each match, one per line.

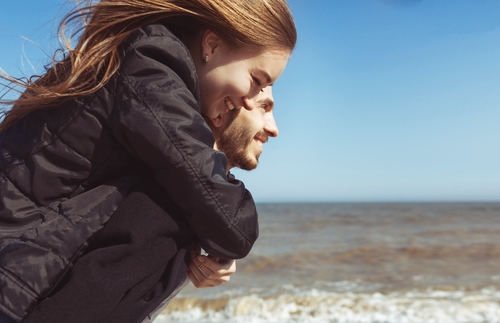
left=201, top=29, right=220, bottom=56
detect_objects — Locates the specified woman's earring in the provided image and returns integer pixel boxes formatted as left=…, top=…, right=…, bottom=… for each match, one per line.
left=204, top=54, right=209, bottom=62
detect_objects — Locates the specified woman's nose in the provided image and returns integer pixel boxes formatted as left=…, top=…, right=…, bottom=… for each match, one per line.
left=242, top=96, right=255, bottom=110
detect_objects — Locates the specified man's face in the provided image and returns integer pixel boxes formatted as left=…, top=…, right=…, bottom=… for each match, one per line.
left=209, top=86, right=278, bottom=171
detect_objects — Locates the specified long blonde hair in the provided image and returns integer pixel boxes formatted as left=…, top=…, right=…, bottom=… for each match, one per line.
left=0, top=0, right=296, bottom=133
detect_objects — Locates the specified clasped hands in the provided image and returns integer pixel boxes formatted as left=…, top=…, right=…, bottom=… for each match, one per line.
left=187, top=250, right=236, bottom=288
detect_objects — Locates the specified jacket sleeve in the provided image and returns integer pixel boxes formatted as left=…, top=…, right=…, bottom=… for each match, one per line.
left=108, top=26, right=258, bottom=259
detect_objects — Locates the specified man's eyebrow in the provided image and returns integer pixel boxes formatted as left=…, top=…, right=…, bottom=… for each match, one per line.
left=258, top=97, right=274, bottom=109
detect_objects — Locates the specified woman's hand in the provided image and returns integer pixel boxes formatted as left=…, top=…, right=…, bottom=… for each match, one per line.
left=187, top=250, right=236, bottom=288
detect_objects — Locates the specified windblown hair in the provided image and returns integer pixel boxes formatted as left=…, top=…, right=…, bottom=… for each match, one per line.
left=0, top=0, right=296, bottom=133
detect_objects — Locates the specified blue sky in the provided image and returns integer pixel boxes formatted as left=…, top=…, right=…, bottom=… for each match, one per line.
left=1, top=0, right=499, bottom=202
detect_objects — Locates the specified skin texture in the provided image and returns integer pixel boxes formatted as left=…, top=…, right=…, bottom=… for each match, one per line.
left=188, top=250, right=236, bottom=288
left=214, top=86, right=278, bottom=171
left=192, top=30, right=289, bottom=122
left=189, top=86, right=277, bottom=287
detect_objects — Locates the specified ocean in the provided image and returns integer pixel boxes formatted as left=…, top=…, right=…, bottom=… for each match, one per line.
left=153, top=202, right=500, bottom=323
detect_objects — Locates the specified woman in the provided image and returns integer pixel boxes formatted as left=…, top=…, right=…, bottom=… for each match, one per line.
left=0, top=0, right=296, bottom=322
left=20, top=86, right=277, bottom=323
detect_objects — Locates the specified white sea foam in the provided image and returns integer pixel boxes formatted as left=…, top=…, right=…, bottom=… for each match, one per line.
left=152, top=203, right=500, bottom=323
left=153, top=287, right=500, bottom=323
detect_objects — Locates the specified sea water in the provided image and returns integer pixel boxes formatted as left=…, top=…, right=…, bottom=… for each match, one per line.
left=153, top=202, right=500, bottom=323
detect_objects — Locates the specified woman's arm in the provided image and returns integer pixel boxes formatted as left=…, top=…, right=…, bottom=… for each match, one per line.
left=109, top=24, right=258, bottom=259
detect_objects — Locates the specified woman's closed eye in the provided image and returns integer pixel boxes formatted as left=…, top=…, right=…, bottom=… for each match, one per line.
left=252, top=77, right=265, bottom=91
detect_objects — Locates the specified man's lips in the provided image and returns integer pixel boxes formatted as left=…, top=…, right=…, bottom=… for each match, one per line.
left=254, top=132, right=268, bottom=144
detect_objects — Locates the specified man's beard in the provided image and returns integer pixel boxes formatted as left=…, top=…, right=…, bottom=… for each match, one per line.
left=216, top=120, right=263, bottom=171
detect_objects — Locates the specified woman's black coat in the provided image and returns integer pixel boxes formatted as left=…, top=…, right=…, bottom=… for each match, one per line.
left=0, top=24, right=258, bottom=321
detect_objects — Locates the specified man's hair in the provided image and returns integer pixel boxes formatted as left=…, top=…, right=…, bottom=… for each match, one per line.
left=0, top=0, right=296, bottom=133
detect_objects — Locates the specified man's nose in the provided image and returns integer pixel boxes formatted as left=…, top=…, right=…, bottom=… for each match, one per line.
left=264, top=112, right=279, bottom=137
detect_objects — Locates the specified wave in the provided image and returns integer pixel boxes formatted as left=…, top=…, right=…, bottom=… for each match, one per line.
left=154, top=286, right=500, bottom=323
left=240, top=243, right=500, bottom=273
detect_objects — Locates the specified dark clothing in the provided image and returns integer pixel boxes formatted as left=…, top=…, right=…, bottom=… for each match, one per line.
left=0, top=312, right=16, bottom=323
left=23, top=178, right=194, bottom=323
left=0, top=23, right=258, bottom=321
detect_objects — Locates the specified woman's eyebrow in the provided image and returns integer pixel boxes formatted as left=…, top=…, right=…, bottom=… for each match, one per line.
left=254, top=70, right=272, bottom=84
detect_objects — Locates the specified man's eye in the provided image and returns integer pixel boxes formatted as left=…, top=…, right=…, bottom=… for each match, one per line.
left=253, top=77, right=262, bottom=86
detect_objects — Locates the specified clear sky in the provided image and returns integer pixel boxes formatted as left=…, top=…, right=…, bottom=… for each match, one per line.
left=1, top=0, right=499, bottom=203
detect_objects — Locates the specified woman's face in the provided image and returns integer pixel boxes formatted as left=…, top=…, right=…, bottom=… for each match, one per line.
left=195, top=31, right=290, bottom=126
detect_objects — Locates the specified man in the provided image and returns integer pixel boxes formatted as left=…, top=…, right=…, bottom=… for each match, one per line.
left=189, top=85, right=278, bottom=286
left=22, top=87, right=278, bottom=323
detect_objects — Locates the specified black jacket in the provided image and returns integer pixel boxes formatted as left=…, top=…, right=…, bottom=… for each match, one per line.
left=0, top=23, right=258, bottom=321
left=24, top=178, right=198, bottom=323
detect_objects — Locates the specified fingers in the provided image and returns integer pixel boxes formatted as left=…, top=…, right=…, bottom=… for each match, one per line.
left=188, top=252, right=236, bottom=288
left=192, top=251, right=236, bottom=276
